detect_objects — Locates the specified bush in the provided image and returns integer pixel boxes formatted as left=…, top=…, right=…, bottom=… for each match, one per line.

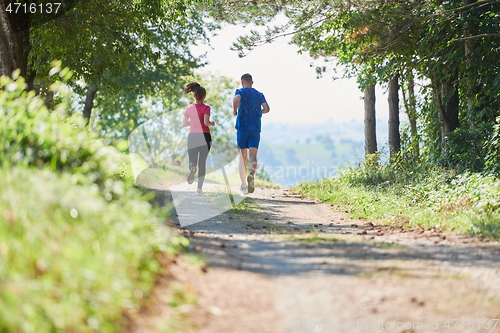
left=0, top=167, right=182, bottom=332
left=0, top=71, right=188, bottom=332
left=485, top=116, right=500, bottom=176
left=296, top=158, right=500, bottom=239
left=0, top=71, right=129, bottom=194
left=336, top=152, right=395, bottom=186
left=442, top=126, right=488, bottom=173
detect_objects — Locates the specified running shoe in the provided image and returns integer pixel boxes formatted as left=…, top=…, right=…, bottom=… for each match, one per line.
left=196, top=188, right=203, bottom=194
left=187, top=166, right=197, bottom=184
left=240, top=185, right=248, bottom=195
left=247, top=174, right=255, bottom=193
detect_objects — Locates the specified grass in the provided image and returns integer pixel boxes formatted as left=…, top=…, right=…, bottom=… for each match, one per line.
left=295, top=162, right=500, bottom=239
left=133, top=162, right=281, bottom=191
left=134, top=164, right=188, bottom=187
left=205, top=168, right=281, bottom=189
left=181, top=252, right=205, bottom=266
left=0, top=71, right=200, bottom=333
left=378, top=241, right=405, bottom=250
left=358, top=267, right=419, bottom=279
left=230, top=197, right=259, bottom=214
left=0, top=167, right=187, bottom=332
left=284, top=231, right=345, bottom=246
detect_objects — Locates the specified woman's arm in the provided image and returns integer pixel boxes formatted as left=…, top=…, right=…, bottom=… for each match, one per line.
left=182, top=116, right=190, bottom=127
left=204, top=114, right=215, bottom=127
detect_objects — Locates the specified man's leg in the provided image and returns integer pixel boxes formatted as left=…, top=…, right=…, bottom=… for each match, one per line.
left=246, top=147, right=258, bottom=193
left=245, top=130, right=260, bottom=193
left=248, top=147, right=258, bottom=176
left=238, top=148, right=248, bottom=187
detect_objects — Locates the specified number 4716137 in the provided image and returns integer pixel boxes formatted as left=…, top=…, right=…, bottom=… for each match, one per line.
left=6, top=2, right=62, bottom=14
left=443, top=319, right=499, bottom=330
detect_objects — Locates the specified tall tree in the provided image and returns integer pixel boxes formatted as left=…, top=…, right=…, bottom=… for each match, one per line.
left=0, top=0, right=17, bottom=76
left=401, top=73, right=419, bottom=157
left=28, top=0, right=210, bottom=121
left=388, top=74, right=400, bottom=160
left=208, top=0, right=500, bottom=170
left=430, top=68, right=460, bottom=147
left=364, top=84, right=377, bottom=155
left=0, top=0, right=80, bottom=79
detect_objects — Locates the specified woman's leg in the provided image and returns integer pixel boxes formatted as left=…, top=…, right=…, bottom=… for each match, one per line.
left=197, top=135, right=212, bottom=189
left=187, top=133, right=199, bottom=169
left=187, top=134, right=199, bottom=184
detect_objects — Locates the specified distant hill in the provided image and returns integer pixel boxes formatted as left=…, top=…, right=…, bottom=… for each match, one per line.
left=259, top=119, right=388, bottom=187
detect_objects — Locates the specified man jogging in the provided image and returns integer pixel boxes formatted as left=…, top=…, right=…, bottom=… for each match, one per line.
left=233, top=73, right=270, bottom=195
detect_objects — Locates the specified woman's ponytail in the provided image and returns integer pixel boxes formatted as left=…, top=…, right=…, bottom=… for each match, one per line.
left=184, top=82, right=206, bottom=100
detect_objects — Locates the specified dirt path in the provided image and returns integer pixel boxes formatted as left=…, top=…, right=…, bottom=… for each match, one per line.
left=135, top=185, right=500, bottom=333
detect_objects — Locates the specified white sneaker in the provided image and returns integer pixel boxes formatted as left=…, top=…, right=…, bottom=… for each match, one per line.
left=240, top=185, right=248, bottom=195
left=196, top=188, right=203, bottom=194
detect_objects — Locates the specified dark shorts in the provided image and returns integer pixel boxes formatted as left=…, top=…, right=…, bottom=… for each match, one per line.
left=237, top=130, right=260, bottom=149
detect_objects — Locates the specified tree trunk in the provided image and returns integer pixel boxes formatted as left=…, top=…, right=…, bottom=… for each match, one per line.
left=14, top=29, right=30, bottom=80
left=83, top=85, right=98, bottom=124
left=464, top=0, right=481, bottom=128
left=27, top=67, right=37, bottom=92
left=1, top=0, right=79, bottom=80
left=0, top=0, right=19, bottom=77
left=388, top=74, right=400, bottom=161
left=364, top=84, right=377, bottom=155
left=441, top=69, right=460, bottom=135
left=432, top=69, right=460, bottom=147
left=401, top=75, right=419, bottom=157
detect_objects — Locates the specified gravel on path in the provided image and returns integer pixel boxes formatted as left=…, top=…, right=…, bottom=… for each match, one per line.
left=134, top=185, right=500, bottom=333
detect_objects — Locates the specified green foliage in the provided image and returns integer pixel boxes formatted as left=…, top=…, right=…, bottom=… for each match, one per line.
left=338, top=152, right=395, bottom=186
left=0, top=167, right=180, bottom=333
left=0, top=71, right=127, bottom=193
left=485, top=117, right=500, bottom=175
left=442, top=126, right=488, bottom=172
left=30, top=1, right=209, bottom=90
left=90, top=8, right=214, bottom=136
left=210, top=0, right=500, bottom=174
left=0, top=72, right=190, bottom=331
left=296, top=160, right=500, bottom=239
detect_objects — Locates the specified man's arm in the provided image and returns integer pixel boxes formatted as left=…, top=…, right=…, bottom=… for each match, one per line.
left=262, top=102, right=270, bottom=114
left=233, top=95, right=241, bottom=115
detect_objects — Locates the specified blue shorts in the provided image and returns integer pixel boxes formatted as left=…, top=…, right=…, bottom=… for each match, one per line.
left=237, top=131, right=260, bottom=149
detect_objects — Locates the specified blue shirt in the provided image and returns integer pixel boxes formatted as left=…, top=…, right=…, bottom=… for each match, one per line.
left=235, top=87, right=267, bottom=132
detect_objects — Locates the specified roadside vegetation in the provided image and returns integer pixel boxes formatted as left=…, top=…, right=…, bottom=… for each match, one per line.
left=296, top=154, right=500, bottom=239
left=0, top=72, right=192, bottom=332
left=2, top=0, right=500, bottom=331
left=209, top=0, right=500, bottom=242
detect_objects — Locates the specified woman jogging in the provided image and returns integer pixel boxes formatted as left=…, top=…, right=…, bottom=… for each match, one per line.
left=182, top=82, right=215, bottom=194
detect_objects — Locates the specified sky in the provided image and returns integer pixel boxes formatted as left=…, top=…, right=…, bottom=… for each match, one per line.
left=192, top=23, right=390, bottom=125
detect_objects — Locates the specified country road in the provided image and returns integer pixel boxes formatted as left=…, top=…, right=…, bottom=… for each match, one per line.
left=134, top=185, right=500, bottom=333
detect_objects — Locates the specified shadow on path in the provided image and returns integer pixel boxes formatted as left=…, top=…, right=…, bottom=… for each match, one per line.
left=161, top=192, right=500, bottom=279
